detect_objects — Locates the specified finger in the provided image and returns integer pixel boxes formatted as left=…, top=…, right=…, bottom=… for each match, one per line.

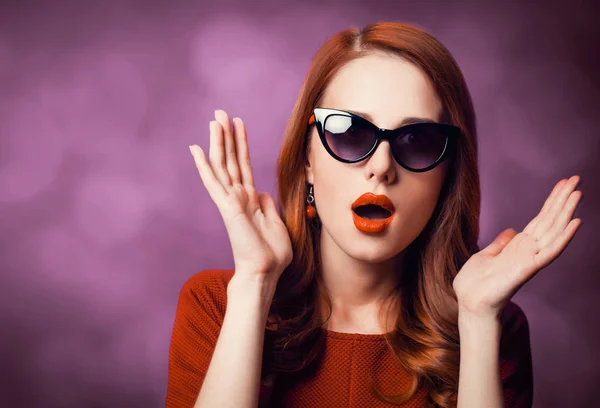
left=537, top=190, right=583, bottom=248
left=232, top=117, right=255, bottom=189
left=232, top=117, right=261, bottom=212
left=215, top=110, right=242, bottom=185
left=534, top=218, right=581, bottom=269
left=189, top=145, right=227, bottom=203
left=554, top=190, right=583, bottom=231
left=540, top=178, right=568, bottom=215
left=258, top=192, right=280, bottom=223
left=546, top=175, right=580, bottom=216
left=531, top=175, right=580, bottom=238
left=523, top=178, right=567, bottom=235
left=208, top=120, right=232, bottom=187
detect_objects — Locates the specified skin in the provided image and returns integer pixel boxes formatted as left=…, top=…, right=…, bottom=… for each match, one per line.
left=199, top=48, right=582, bottom=407
left=197, top=50, right=582, bottom=408
left=304, top=52, right=450, bottom=334
left=453, top=175, right=582, bottom=407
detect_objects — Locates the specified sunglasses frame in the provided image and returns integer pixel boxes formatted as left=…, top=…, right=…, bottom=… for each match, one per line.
left=308, top=107, right=461, bottom=173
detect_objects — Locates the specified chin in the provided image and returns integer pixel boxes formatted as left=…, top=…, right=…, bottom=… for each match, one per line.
left=346, top=241, right=400, bottom=263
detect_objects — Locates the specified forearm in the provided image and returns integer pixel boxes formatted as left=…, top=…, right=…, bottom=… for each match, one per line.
left=457, top=311, right=504, bottom=408
left=194, top=273, right=276, bottom=408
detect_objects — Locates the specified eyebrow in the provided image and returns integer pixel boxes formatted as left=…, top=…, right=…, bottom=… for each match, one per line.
left=343, top=108, right=437, bottom=126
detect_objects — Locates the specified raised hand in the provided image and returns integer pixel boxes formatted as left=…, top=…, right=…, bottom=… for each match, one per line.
left=189, top=110, right=293, bottom=286
left=453, top=175, right=583, bottom=319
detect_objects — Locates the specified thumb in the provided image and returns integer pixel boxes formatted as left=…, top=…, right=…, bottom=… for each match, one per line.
left=258, top=193, right=280, bottom=222
left=481, top=228, right=518, bottom=257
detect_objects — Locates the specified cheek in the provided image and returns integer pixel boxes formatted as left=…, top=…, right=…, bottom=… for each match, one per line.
left=312, top=154, right=349, bottom=214
left=401, top=189, right=440, bottom=223
left=396, top=174, right=445, bottom=230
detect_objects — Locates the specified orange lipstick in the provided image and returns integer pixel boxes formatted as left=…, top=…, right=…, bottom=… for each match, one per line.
left=351, top=193, right=395, bottom=234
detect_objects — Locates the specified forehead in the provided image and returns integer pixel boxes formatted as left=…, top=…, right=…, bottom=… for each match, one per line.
left=319, top=53, right=443, bottom=128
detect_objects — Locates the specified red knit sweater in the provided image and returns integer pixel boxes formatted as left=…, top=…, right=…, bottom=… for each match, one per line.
left=166, top=269, right=534, bottom=407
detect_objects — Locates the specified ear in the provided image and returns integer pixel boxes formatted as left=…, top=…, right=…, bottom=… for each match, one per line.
left=305, top=161, right=314, bottom=184
left=305, top=148, right=314, bottom=184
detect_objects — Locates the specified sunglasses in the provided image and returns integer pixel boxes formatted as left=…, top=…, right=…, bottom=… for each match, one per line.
left=308, top=107, right=461, bottom=172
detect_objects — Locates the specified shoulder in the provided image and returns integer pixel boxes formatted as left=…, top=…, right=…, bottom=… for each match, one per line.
left=500, top=300, right=530, bottom=336
left=176, top=269, right=235, bottom=316
left=499, top=300, right=532, bottom=361
left=182, top=268, right=236, bottom=295
left=498, top=302, right=534, bottom=406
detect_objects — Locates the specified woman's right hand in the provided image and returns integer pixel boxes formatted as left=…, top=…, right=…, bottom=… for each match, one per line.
left=189, top=109, right=293, bottom=286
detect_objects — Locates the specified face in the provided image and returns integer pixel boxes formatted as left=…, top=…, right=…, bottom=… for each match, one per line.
left=305, top=53, right=450, bottom=263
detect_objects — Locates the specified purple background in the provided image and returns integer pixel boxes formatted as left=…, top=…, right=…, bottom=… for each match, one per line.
left=1, top=0, right=598, bottom=407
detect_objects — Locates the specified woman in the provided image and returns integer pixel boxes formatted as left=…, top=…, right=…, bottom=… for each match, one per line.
left=167, top=22, right=582, bottom=408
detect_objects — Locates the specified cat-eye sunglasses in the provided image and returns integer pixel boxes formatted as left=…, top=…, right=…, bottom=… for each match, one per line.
left=308, top=107, right=461, bottom=173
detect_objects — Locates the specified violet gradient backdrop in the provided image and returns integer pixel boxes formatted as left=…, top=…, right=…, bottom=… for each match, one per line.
left=0, top=0, right=598, bottom=407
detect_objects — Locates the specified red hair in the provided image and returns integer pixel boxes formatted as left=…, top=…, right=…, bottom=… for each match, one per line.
left=262, top=21, right=480, bottom=408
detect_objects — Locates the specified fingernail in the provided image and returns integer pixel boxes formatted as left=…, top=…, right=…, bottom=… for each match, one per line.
left=189, top=145, right=195, bottom=155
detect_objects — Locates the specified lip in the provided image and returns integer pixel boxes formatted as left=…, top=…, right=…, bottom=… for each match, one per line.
left=351, top=193, right=396, bottom=234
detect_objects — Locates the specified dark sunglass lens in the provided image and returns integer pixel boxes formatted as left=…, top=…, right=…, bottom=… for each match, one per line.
left=323, top=115, right=376, bottom=161
left=393, top=124, right=448, bottom=170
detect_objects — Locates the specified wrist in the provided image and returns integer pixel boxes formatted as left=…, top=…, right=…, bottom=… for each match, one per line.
left=228, top=272, right=277, bottom=309
left=458, top=310, right=502, bottom=341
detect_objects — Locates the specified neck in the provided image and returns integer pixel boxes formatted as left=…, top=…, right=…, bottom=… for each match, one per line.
left=315, top=231, right=409, bottom=333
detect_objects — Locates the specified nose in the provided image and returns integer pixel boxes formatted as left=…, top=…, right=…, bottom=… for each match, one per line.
left=364, top=140, right=396, bottom=183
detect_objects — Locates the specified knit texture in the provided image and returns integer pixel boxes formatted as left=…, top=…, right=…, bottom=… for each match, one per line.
left=166, top=269, right=533, bottom=407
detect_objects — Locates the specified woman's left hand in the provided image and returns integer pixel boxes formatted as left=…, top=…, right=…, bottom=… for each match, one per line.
left=453, top=175, right=583, bottom=320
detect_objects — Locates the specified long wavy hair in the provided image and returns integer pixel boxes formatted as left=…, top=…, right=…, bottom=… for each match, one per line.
left=261, top=21, right=480, bottom=408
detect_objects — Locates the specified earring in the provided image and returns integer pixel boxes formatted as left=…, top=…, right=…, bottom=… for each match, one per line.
left=306, top=184, right=316, bottom=220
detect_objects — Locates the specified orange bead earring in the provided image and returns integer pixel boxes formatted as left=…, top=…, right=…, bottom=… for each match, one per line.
left=306, top=184, right=316, bottom=220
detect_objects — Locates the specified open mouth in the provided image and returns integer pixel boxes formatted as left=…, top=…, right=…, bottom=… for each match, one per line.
left=352, top=204, right=393, bottom=220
